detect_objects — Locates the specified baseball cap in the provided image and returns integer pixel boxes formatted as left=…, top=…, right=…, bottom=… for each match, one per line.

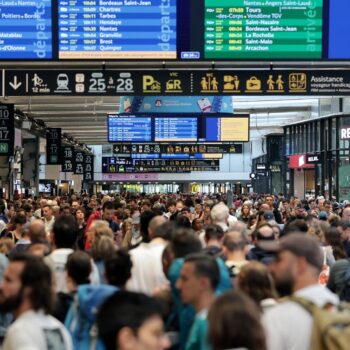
left=319, top=211, right=328, bottom=220
left=259, top=233, right=323, bottom=270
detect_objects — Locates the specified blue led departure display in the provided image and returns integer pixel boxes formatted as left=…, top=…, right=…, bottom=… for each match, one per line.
left=58, top=0, right=176, bottom=59
left=0, top=0, right=52, bottom=59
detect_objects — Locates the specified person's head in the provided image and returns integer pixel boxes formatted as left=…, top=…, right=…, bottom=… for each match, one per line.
left=147, top=215, right=167, bottom=241
left=175, top=199, right=184, bottom=211
left=141, top=199, right=152, bottom=213
left=6, top=204, right=15, bottom=219
left=13, top=214, right=26, bottom=232
left=323, top=200, right=332, bottom=213
left=22, top=204, right=34, bottom=220
left=337, top=220, right=350, bottom=242
left=176, top=253, right=219, bottom=307
left=283, top=219, right=308, bottom=236
left=253, top=223, right=275, bottom=242
left=105, top=249, right=133, bottom=289
left=0, top=253, right=54, bottom=315
left=194, top=204, right=203, bottom=215
left=61, top=204, right=71, bottom=217
left=28, top=219, right=47, bottom=243
left=342, top=207, right=350, bottom=222
left=65, top=251, right=91, bottom=292
left=52, top=215, right=78, bottom=249
left=166, top=200, right=176, bottom=214
left=103, top=201, right=115, bottom=221
left=191, top=218, right=204, bottom=232
left=71, top=201, right=80, bottom=212
left=208, top=291, right=266, bottom=350
left=97, top=291, right=170, bottom=350
left=309, top=199, right=317, bottom=210
left=241, top=204, right=250, bottom=217
left=152, top=221, right=176, bottom=242
left=223, top=230, right=248, bottom=256
left=91, top=228, right=115, bottom=261
left=140, top=211, right=157, bottom=243
left=42, top=205, right=53, bottom=220
left=237, top=261, right=277, bottom=307
left=261, top=233, right=323, bottom=296
left=210, top=202, right=229, bottom=228
left=324, top=227, right=346, bottom=260
left=170, top=229, right=202, bottom=258
left=75, top=206, right=85, bottom=222
left=265, top=195, right=274, bottom=209
left=204, top=224, right=224, bottom=245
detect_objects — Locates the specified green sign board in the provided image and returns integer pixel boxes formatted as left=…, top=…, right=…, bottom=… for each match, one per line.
left=204, top=0, right=323, bottom=59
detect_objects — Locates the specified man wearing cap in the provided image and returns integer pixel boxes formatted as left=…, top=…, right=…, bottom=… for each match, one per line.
left=261, top=233, right=339, bottom=350
left=265, top=195, right=282, bottom=224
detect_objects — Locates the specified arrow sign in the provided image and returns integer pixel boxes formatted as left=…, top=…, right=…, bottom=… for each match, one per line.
left=9, top=76, right=22, bottom=90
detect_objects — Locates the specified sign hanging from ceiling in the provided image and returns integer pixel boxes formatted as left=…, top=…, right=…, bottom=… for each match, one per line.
left=61, top=146, right=75, bottom=173
left=0, top=104, right=14, bottom=156
left=4, top=69, right=350, bottom=96
left=46, top=128, right=61, bottom=165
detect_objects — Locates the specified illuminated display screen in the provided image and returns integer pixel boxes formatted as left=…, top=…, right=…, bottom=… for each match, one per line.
left=107, top=113, right=249, bottom=143
left=2, top=0, right=350, bottom=60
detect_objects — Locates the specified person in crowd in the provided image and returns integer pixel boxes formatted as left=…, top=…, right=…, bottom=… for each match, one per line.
left=337, top=220, right=350, bottom=257
left=42, top=204, right=55, bottom=236
left=324, top=226, right=347, bottom=261
left=126, top=217, right=169, bottom=295
left=53, top=251, right=92, bottom=322
left=22, top=203, right=34, bottom=223
left=264, top=195, right=282, bottom=224
left=261, top=233, right=339, bottom=350
left=202, top=224, right=224, bottom=257
left=165, top=199, right=176, bottom=219
left=192, top=218, right=205, bottom=247
left=97, top=291, right=170, bottom=350
left=194, top=204, right=205, bottom=221
left=210, top=202, right=235, bottom=232
left=44, top=215, right=79, bottom=292
left=223, top=230, right=249, bottom=278
left=237, top=261, right=278, bottom=311
left=238, top=204, right=251, bottom=224
left=8, top=222, right=31, bottom=258
left=75, top=206, right=86, bottom=250
left=0, top=253, right=73, bottom=349
left=248, top=223, right=276, bottom=264
left=105, top=249, right=133, bottom=290
left=176, top=253, right=219, bottom=350
left=6, top=214, right=26, bottom=244
left=208, top=291, right=267, bottom=350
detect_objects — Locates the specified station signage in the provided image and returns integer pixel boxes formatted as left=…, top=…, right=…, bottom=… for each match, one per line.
left=83, top=154, right=94, bottom=182
left=61, top=146, right=75, bottom=173
left=74, top=151, right=85, bottom=175
left=113, top=143, right=243, bottom=155
left=306, top=154, right=321, bottom=163
left=256, top=163, right=266, bottom=170
left=4, top=69, right=350, bottom=96
left=0, top=104, right=14, bottom=155
left=46, top=128, right=61, bottom=165
left=340, top=126, right=350, bottom=140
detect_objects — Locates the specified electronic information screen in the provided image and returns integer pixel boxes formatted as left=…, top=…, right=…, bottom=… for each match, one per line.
left=0, top=0, right=52, bottom=59
left=2, top=0, right=350, bottom=60
left=107, top=113, right=249, bottom=143
left=58, top=0, right=176, bottom=59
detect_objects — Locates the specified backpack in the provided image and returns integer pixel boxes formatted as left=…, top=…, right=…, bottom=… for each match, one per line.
left=65, top=284, right=118, bottom=350
left=289, top=296, right=350, bottom=350
left=340, top=262, right=350, bottom=302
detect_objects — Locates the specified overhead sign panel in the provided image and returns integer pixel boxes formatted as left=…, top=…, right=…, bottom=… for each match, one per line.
left=112, top=143, right=243, bottom=154
left=5, top=69, right=350, bottom=96
left=46, top=128, right=62, bottom=165
left=61, top=146, right=75, bottom=172
left=0, top=104, right=14, bottom=155
left=0, top=0, right=52, bottom=59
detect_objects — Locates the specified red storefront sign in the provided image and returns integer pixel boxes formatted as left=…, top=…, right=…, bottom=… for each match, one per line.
left=289, top=154, right=315, bottom=169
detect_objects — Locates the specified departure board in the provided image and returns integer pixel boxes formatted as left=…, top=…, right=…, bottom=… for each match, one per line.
left=0, top=0, right=52, bottom=59
left=58, top=0, right=176, bottom=59
left=204, top=0, right=324, bottom=59
left=155, top=118, right=197, bottom=142
left=108, top=115, right=152, bottom=142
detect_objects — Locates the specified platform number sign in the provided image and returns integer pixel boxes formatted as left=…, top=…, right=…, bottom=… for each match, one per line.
left=0, top=104, right=14, bottom=155
left=83, top=154, right=94, bottom=182
left=61, top=146, right=75, bottom=172
left=46, top=128, right=61, bottom=165
left=74, top=150, right=85, bottom=175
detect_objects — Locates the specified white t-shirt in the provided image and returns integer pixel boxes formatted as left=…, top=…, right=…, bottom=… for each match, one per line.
left=263, top=284, right=339, bottom=350
left=126, top=241, right=168, bottom=295
left=3, top=310, right=73, bottom=350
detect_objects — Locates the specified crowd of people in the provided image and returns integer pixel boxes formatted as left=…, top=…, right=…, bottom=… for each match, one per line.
left=0, top=192, right=349, bottom=349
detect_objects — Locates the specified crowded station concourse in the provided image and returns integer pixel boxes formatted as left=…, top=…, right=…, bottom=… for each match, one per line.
left=3, top=0, right=350, bottom=349
left=0, top=193, right=347, bottom=349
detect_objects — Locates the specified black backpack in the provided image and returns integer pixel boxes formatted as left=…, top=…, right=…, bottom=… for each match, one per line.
left=340, top=262, right=350, bottom=302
